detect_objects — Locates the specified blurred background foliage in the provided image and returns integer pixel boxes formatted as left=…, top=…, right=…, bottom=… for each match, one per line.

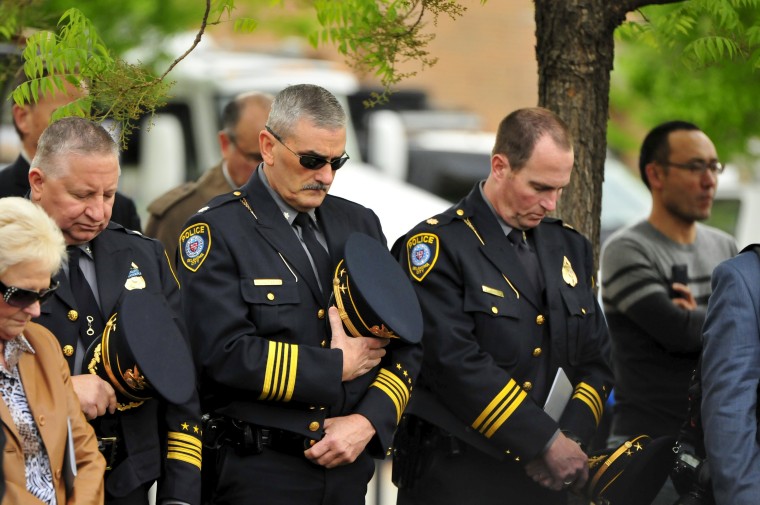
left=610, top=1, right=760, bottom=173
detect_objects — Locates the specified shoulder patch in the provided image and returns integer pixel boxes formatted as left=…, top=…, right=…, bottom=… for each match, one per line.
left=406, top=233, right=440, bottom=282
left=179, top=223, right=211, bottom=272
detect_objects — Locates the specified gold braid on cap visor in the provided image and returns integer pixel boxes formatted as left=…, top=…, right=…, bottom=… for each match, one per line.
left=332, top=259, right=398, bottom=339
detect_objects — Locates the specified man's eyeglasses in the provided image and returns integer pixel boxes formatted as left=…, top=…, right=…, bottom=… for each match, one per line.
left=663, top=159, right=725, bottom=175
left=0, top=279, right=59, bottom=309
left=227, top=131, right=263, bottom=164
left=266, top=126, right=350, bottom=170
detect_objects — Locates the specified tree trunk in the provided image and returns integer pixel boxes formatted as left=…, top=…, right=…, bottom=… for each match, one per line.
left=534, top=1, right=628, bottom=270
left=533, top=0, right=683, bottom=269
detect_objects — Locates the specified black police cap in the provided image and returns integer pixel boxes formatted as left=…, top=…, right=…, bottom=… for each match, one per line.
left=585, top=435, right=677, bottom=505
left=331, top=232, right=422, bottom=344
left=82, top=290, right=195, bottom=408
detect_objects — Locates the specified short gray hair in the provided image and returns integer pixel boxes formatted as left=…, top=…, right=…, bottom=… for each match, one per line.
left=0, top=197, right=67, bottom=277
left=266, top=84, right=346, bottom=139
left=31, top=116, right=119, bottom=178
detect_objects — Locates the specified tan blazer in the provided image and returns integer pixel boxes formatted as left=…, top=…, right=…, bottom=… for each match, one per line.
left=1, top=322, right=105, bottom=505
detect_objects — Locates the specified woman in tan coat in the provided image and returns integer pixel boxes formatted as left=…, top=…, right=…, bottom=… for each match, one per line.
left=0, top=197, right=104, bottom=505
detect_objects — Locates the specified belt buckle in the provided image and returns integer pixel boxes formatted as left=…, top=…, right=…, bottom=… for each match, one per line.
left=98, top=436, right=119, bottom=470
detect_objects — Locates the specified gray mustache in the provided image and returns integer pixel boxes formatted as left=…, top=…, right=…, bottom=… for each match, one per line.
left=302, top=183, right=328, bottom=191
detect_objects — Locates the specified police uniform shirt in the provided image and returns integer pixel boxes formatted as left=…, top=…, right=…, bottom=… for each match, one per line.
left=258, top=168, right=329, bottom=292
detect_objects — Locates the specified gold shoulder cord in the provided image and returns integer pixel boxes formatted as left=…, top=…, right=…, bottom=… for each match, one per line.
left=463, top=217, right=519, bottom=299
left=240, top=197, right=258, bottom=220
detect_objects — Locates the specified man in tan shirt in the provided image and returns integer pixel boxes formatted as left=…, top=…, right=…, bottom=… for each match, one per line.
left=145, top=91, right=273, bottom=258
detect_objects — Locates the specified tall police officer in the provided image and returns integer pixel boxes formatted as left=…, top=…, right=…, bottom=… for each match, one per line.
left=177, top=84, right=422, bottom=504
left=393, top=107, right=613, bottom=504
left=28, top=117, right=201, bottom=505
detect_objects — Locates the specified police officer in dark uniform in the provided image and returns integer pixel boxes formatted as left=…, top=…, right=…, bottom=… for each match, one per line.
left=177, top=84, right=422, bottom=505
left=392, top=107, right=613, bottom=505
left=29, top=117, right=202, bottom=505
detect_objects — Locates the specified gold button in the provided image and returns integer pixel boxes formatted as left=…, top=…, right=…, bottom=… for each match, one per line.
left=321, top=340, right=326, bottom=347
left=39, top=415, right=46, bottom=426
left=267, top=292, right=275, bottom=301
left=491, top=306, right=498, bottom=314
left=310, top=439, right=316, bottom=447
left=532, top=347, right=542, bottom=357
left=63, top=345, right=74, bottom=357
left=456, top=209, right=464, bottom=216
left=522, top=381, right=533, bottom=391
left=317, top=309, right=326, bottom=319
left=581, top=308, right=587, bottom=315
left=308, top=421, right=320, bottom=432
left=67, top=310, right=78, bottom=321
left=233, top=191, right=242, bottom=196
left=536, top=314, right=545, bottom=325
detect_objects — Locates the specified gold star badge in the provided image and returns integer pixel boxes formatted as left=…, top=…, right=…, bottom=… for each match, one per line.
left=181, top=422, right=189, bottom=431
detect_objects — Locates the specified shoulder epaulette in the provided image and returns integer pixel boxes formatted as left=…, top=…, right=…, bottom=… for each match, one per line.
left=193, top=189, right=247, bottom=216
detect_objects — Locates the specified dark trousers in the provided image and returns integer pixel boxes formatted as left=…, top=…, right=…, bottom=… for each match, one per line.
left=208, top=444, right=375, bottom=505
left=396, top=444, right=567, bottom=505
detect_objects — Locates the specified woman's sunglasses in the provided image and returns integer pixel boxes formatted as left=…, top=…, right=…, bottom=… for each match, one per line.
left=266, top=126, right=350, bottom=170
left=0, top=279, right=59, bottom=308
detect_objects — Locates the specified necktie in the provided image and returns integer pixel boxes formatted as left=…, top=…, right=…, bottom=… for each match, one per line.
left=507, top=228, right=543, bottom=293
left=294, top=213, right=332, bottom=293
left=67, top=246, right=105, bottom=349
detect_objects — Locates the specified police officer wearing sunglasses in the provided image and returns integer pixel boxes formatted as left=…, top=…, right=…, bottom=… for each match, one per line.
left=178, top=83, right=422, bottom=505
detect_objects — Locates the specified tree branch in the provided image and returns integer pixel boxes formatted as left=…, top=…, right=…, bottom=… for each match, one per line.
left=155, top=0, right=211, bottom=82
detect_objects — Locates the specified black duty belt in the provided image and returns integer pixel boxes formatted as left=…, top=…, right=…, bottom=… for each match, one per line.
left=203, top=415, right=313, bottom=457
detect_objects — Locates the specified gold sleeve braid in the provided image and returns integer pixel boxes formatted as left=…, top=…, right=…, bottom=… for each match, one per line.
left=259, top=341, right=299, bottom=402
left=573, top=382, right=603, bottom=426
left=167, top=431, right=202, bottom=469
left=472, top=379, right=527, bottom=438
left=370, top=368, right=411, bottom=422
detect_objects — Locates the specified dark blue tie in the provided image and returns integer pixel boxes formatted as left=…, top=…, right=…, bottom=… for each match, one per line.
left=294, top=213, right=332, bottom=293
left=508, top=228, right=543, bottom=293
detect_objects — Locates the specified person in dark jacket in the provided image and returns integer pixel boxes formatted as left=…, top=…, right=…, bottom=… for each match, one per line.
left=29, top=117, right=201, bottom=505
left=393, top=107, right=613, bottom=505
left=178, top=84, right=422, bottom=505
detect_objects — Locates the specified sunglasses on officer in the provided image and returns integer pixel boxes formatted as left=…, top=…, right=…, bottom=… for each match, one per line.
left=0, top=279, right=59, bottom=308
left=266, top=126, right=350, bottom=170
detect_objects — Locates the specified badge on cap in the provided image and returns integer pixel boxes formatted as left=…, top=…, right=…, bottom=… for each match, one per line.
left=180, top=223, right=211, bottom=272
left=406, top=233, right=439, bottom=282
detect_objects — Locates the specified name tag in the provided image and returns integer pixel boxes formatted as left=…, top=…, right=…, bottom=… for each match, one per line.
left=482, top=285, right=504, bottom=298
left=254, top=279, right=283, bottom=286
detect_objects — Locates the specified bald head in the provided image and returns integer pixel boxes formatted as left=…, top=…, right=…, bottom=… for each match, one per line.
left=219, top=91, right=274, bottom=187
